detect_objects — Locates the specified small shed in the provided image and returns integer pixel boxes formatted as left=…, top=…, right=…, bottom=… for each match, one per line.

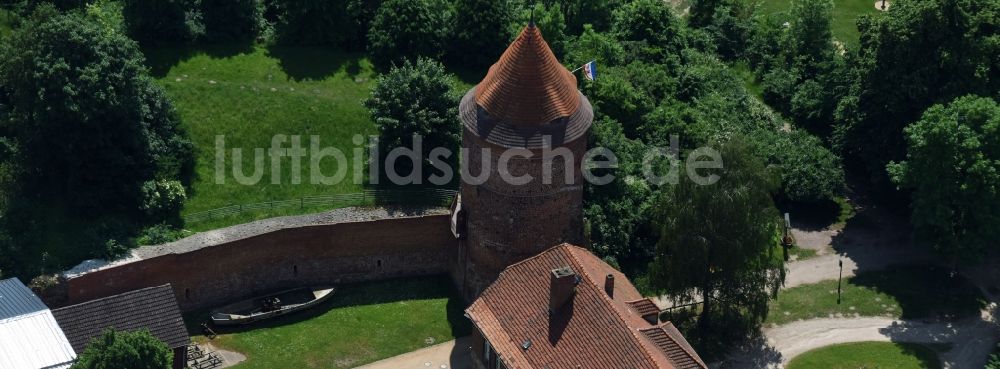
left=0, top=278, right=77, bottom=369
left=52, top=284, right=190, bottom=369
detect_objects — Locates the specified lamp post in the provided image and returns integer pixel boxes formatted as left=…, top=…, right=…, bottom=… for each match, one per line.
left=837, top=259, right=843, bottom=305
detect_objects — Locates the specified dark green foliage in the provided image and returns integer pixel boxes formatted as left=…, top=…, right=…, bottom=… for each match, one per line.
left=71, top=329, right=172, bottom=369
left=836, top=0, right=1000, bottom=187
left=1, top=9, right=194, bottom=214
left=554, top=0, right=623, bottom=33
left=0, top=9, right=194, bottom=276
left=137, top=223, right=190, bottom=246
left=649, top=139, right=784, bottom=354
left=451, top=0, right=517, bottom=68
left=611, top=0, right=690, bottom=57
left=564, top=24, right=627, bottom=67
left=122, top=0, right=204, bottom=44
left=367, top=0, right=452, bottom=70
left=364, top=58, right=460, bottom=181
left=201, top=0, right=264, bottom=42
left=887, top=96, right=1000, bottom=266
left=584, top=117, right=656, bottom=263
left=271, top=0, right=378, bottom=49
left=509, top=2, right=568, bottom=57
left=701, top=0, right=755, bottom=60
left=751, top=129, right=844, bottom=202
left=988, top=344, right=1000, bottom=369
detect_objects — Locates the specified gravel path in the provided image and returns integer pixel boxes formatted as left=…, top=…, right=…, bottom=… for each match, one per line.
left=64, top=206, right=448, bottom=277
left=718, top=311, right=999, bottom=369
left=353, top=337, right=471, bottom=369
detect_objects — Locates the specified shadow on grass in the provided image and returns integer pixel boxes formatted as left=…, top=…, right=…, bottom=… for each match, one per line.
left=143, top=41, right=255, bottom=78
left=265, top=46, right=365, bottom=81
left=852, top=265, right=987, bottom=321
left=185, top=275, right=471, bottom=339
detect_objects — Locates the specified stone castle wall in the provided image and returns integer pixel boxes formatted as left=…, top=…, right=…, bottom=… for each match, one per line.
left=457, top=131, right=587, bottom=300
left=64, top=214, right=457, bottom=311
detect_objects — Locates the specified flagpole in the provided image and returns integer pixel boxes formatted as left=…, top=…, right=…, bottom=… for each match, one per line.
left=570, top=60, right=596, bottom=73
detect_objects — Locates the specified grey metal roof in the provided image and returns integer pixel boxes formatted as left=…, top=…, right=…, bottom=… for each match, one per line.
left=52, top=284, right=190, bottom=352
left=0, top=278, right=77, bottom=369
left=0, top=277, right=48, bottom=319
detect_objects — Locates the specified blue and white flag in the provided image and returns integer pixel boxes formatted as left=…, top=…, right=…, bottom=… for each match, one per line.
left=583, top=60, right=597, bottom=81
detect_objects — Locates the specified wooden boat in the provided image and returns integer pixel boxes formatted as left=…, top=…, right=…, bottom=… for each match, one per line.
left=210, top=286, right=336, bottom=326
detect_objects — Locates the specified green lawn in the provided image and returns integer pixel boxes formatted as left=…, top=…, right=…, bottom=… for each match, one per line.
left=147, top=45, right=378, bottom=216
left=787, top=342, right=942, bottom=369
left=768, top=265, right=987, bottom=325
left=146, top=45, right=474, bottom=230
left=188, top=276, right=471, bottom=369
left=754, top=0, right=882, bottom=47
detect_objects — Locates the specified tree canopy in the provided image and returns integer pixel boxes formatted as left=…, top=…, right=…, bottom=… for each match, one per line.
left=648, top=139, right=784, bottom=352
left=887, top=95, right=1000, bottom=266
left=71, top=329, right=172, bottom=369
left=364, top=57, right=460, bottom=183
left=836, top=0, right=1000, bottom=188
left=367, top=0, right=452, bottom=70
left=0, top=7, right=193, bottom=277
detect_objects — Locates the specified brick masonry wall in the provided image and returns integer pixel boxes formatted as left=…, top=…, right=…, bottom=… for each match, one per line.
left=457, top=130, right=587, bottom=300
left=64, top=215, right=457, bottom=311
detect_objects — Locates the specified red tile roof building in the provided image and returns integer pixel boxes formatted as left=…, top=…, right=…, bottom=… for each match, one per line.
left=466, top=244, right=707, bottom=369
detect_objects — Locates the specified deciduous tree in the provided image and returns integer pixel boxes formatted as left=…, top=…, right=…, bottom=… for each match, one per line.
left=649, top=139, right=784, bottom=352
left=887, top=95, right=1000, bottom=266
left=72, top=329, right=172, bottom=369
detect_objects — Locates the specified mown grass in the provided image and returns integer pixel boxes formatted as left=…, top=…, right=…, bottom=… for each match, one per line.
left=146, top=45, right=474, bottom=230
left=787, top=341, right=942, bottom=369
left=754, top=0, right=881, bottom=47
left=768, top=265, right=987, bottom=325
left=187, top=276, right=471, bottom=369
left=147, top=45, right=377, bottom=216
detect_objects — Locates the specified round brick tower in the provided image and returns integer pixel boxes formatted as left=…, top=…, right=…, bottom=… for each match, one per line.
left=455, top=24, right=594, bottom=301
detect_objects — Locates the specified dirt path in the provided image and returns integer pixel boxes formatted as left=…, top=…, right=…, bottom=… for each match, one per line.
left=718, top=310, right=999, bottom=369
left=353, top=337, right=472, bottom=369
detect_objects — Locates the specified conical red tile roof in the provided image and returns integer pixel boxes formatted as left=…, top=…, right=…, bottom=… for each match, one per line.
left=474, top=24, right=581, bottom=126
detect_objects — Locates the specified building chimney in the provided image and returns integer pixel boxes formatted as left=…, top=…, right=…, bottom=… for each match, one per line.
left=549, top=266, right=577, bottom=313
left=604, top=274, right=614, bottom=298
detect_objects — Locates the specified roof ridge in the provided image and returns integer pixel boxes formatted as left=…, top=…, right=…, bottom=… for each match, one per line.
left=563, top=246, right=670, bottom=369
left=56, top=284, right=172, bottom=309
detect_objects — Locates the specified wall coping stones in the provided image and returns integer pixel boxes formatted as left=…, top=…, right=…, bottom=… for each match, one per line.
left=62, top=206, right=449, bottom=279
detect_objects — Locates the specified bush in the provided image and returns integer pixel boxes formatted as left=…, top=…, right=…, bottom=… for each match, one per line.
left=367, top=0, right=451, bottom=69
left=122, top=0, right=204, bottom=44
left=72, top=329, right=172, bottom=369
left=751, top=129, right=844, bottom=203
left=137, top=223, right=190, bottom=246
left=140, top=180, right=187, bottom=224
left=364, top=57, right=460, bottom=183
left=201, top=0, right=263, bottom=42
left=611, top=0, right=689, bottom=58
left=84, top=0, right=124, bottom=35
